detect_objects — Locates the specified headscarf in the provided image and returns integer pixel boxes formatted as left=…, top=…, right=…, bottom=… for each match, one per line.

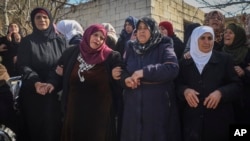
left=223, top=23, right=248, bottom=65
left=133, top=17, right=162, bottom=54
left=204, top=10, right=225, bottom=43
left=101, top=23, right=118, bottom=49
left=184, top=23, right=201, bottom=45
left=120, top=16, right=138, bottom=41
left=101, top=23, right=118, bottom=43
left=56, top=20, right=84, bottom=42
left=79, top=24, right=112, bottom=64
left=190, top=26, right=214, bottom=74
left=30, top=7, right=57, bottom=39
left=124, top=16, right=138, bottom=30
left=159, top=21, right=174, bottom=36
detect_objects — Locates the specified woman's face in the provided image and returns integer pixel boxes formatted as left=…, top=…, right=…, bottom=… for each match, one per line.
left=34, top=13, right=50, bottom=30
left=89, top=31, right=105, bottom=49
left=125, top=22, right=133, bottom=34
left=224, top=28, right=235, bottom=46
left=8, top=24, right=19, bottom=33
left=198, top=32, right=214, bottom=53
left=208, top=13, right=223, bottom=31
left=159, top=26, right=168, bottom=37
left=136, top=22, right=151, bottom=44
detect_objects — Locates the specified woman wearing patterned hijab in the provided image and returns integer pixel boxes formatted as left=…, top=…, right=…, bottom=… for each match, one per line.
left=176, top=26, right=241, bottom=141
left=17, top=7, right=67, bottom=141
left=119, top=17, right=181, bottom=141
left=36, top=24, right=123, bottom=141
left=204, top=10, right=225, bottom=51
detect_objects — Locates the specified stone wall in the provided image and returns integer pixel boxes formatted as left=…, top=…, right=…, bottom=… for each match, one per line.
left=59, top=0, right=205, bottom=40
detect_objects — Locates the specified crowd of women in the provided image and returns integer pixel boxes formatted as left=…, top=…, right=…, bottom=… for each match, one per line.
left=0, top=6, right=250, bottom=141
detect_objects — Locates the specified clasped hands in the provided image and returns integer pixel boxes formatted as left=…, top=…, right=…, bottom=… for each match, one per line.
left=112, top=67, right=143, bottom=89
left=184, top=88, right=222, bottom=109
left=125, top=69, right=143, bottom=89
left=35, top=82, right=54, bottom=95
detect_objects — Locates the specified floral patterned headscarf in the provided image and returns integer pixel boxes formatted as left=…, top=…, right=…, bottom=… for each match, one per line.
left=204, top=10, right=225, bottom=43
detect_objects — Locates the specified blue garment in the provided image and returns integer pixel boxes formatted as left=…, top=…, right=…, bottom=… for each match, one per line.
left=120, top=37, right=181, bottom=141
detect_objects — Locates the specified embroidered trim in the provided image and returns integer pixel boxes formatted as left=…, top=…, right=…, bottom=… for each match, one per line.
left=77, top=54, right=95, bottom=82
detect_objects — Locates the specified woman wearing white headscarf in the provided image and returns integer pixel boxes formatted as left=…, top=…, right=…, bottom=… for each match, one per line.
left=56, top=19, right=84, bottom=46
left=176, top=26, right=241, bottom=141
left=101, top=23, right=118, bottom=50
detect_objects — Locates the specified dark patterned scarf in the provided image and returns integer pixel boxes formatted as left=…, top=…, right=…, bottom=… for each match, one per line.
left=133, top=17, right=162, bottom=54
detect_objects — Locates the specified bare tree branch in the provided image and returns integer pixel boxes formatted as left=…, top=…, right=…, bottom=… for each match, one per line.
left=0, top=0, right=88, bottom=36
left=194, top=0, right=250, bottom=16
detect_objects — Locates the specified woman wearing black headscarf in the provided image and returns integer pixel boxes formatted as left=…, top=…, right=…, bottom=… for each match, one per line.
left=223, top=23, right=250, bottom=124
left=119, top=17, right=181, bottom=141
left=16, top=7, right=67, bottom=141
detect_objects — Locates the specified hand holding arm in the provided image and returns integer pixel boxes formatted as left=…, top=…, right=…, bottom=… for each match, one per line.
left=234, top=65, right=245, bottom=77
left=183, top=51, right=191, bottom=59
left=55, top=65, right=63, bottom=76
left=246, top=63, right=250, bottom=71
left=112, top=66, right=122, bottom=80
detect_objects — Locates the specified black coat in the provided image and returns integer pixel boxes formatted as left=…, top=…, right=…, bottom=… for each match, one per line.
left=170, top=34, right=185, bottom=60
left=16, top=33, right=66, bottom=141
left=176, top=51, right=242, bottom=141
left=0, top=36, right=19, bottom=76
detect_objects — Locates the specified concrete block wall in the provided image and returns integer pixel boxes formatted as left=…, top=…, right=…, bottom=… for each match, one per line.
left=58, top=0, right=204, bottom=40
left=59, top=0, right=151, bottom=35
left=151, top=0, right=204, bottom=39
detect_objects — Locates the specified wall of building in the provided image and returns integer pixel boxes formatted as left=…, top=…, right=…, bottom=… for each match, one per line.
left=150, top=0, right=204, bottom=39
left=59, top=0, right=205, bottom=40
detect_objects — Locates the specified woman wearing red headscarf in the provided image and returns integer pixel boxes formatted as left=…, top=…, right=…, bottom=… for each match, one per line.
left=159, top=21, right=185, bottom=60
left=36, top=24, right=123, bottom=141
left=16, top=7, right=67, bottom=141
